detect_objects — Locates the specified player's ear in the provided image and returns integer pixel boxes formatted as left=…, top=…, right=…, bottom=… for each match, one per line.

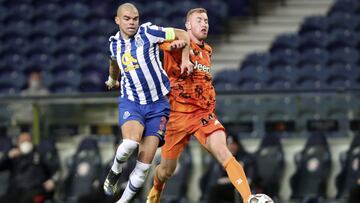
left=115, top=16, right=120, bottom=25
left=185, top=21, right=191, bottom=30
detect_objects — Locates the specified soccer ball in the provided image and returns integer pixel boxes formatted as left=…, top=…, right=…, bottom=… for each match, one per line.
left=247, top=194, right=274, bottom=203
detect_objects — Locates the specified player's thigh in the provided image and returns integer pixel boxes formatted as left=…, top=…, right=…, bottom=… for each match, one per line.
left=118, top=98, right=145, bottom=142
left=193, top=112, right=225, bottom=149
left=206, top=130, right=232, bottom=164
left=121, top=120, right=144, bottom=142
left=137, top=135, right=159, bottom=164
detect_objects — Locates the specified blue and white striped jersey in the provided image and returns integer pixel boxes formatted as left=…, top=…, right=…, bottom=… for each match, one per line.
left=109, top=22, right=175, bottom=105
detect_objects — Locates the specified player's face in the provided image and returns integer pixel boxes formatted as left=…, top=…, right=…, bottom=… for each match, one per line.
left=188, top=12, right=209, bottom=40
left=116, top=9, right=139, bottom=38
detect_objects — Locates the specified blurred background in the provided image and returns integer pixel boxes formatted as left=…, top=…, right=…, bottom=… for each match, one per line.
left=0, top=0, right=360, bottom=203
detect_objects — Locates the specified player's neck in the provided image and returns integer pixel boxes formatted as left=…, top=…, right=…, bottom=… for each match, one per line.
left=190, top=36, right=204, bottom=46
left=120, top=30, right=131, bottom=40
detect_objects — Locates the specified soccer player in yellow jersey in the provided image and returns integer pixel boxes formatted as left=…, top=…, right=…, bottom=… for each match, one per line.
left=146, top=8, right=252, bottom=203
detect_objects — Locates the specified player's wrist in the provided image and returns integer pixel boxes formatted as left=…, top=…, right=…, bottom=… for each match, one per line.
left=107, top=76, right=117, bottom=85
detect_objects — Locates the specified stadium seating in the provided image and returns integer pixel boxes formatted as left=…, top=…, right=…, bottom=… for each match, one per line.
left=63, top=138, right=103, bottom=203
left=290, top=133, right=332, bottom=201
left=254, top=133, right=285, bottom=199
left=336, top=133, right=360, bottom=199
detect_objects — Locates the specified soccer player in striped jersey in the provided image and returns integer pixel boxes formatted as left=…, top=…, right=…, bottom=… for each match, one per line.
left=146, top=8, right=252, bottom=203
left=103, top=3, right=193, bottom=203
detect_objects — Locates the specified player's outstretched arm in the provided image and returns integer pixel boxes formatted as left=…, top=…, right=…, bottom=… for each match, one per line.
left=174, top=29, right=193, bottom=75
left=105, top=59, right=120, bottom=89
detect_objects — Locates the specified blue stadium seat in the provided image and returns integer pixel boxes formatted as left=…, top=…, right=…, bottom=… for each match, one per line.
left=329, top=47, right=360, bottom=66
left=29, top=36, right=57, bottom=54
left=270, top=33, right=300, bottom=53
left=328, top=0, right=359, bottom=15
left=324, top=71, right=352, bottom=90
left=7, top=3, right=33, bottom=21
left=239, top=64, right=269, bottom=79
left=242, top=52, right=271, bottom=67
left=269, top=50, right=299, bottom=70
left=87, top=18, right=117, bottom=36
left=50, top=70, right=80, bottom=93
left=327, top=13, right=359, bottom=32
left=3, top=20, right=32, bottom=37
left=299, top=16, right=328, bottom=35
left=58, top=19, right=89, bottom=37
left=298, top=31, right=329, bottom=52
left=58, top=3, right=91, bottom=20
left=27, top=52, right=55, bottom=72
left=295, top=73, right=324, bottom=90
left=265, top=74, right=294, bottom=90
left=81, top=51, right=108, bottom=71
left=1, top=53, right=27, bottom=72
left=54, top=52, right=83, bottom=70
left=55, top=35, right=85, bottom=54
left=143, top=1, right=172, bottom=19
left=83, top=34, right=108, bottom=51
left=237, top=74, right=263, bottom=91
left=298, top=48, right=329, bottom=67
left=79, top=72, right=105, bottom=93
left=32, top=19, right=60, bottom=37
left=31, top=3, right=61, bottom=22
left=327, top=29, right=359, bottom=51
left=213, top=69, right=240, bottom=91
left=170, top=1, right=199, bottom=18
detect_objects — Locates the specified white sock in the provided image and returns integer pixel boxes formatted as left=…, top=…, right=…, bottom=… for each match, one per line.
left=117, top=161, right=151, bottom=203
left=111, top=139, right=139, bottom=174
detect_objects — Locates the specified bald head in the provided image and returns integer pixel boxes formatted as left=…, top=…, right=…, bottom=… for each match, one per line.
left=117, top=3, right=138, bottom=17
left=115, top=3, right=140, bottom=39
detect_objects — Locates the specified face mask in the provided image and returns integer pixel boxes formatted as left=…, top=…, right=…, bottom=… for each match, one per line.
left=29, top=80, right=41, bottom=90
left=19, top=141, right=33, bottom=154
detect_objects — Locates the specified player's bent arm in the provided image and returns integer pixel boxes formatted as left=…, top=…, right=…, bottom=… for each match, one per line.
left=105, top=59, right=120, bottom=89
left=173, top=29, right=191, bottom=62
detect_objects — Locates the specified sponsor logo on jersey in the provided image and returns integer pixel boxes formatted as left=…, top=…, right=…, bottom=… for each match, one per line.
left=194, top=61, right=210, bottom=73
left=122, top=52, right=139, bottom=72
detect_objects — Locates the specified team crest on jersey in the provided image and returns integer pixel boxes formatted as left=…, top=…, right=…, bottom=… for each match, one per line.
left=123, top=111, right=131, bottom=119
left=135, top=36, right=144, bottom=47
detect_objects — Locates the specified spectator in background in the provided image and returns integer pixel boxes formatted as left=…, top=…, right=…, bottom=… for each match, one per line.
left=0, top=132, right=60, bottom=203
left=21, top=71, right=49, bottom=96
left=200, top=135, right=257, bottom=203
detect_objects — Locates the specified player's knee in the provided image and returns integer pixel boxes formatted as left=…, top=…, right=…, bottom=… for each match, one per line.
left=159, top=163, right=176, bottom=180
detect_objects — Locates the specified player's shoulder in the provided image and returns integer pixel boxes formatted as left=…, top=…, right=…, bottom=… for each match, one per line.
left=109, top=32, right=120, bottom=42
left=203, top=42, right=212, bottom=54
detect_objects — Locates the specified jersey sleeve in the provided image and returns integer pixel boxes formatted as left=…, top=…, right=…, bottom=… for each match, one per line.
left=146, top=24, right=175, bottom=44
left=109, top=36, right=117, bottom=60
left=159, top=42, right=172, bottom=51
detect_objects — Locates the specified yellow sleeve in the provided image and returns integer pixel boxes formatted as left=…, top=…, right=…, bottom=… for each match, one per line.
left=164, top=28, right=175, bottom=41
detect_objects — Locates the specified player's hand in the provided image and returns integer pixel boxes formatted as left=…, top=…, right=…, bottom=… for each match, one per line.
left=8, top=148, right=21, bottom=159
left=180, top=59, right=194, bottom=75
left=170, top=40, right=187, bottom=50
left=105, top=76, right=120, bottom=90
left=43, top=179, right=55, bottom=192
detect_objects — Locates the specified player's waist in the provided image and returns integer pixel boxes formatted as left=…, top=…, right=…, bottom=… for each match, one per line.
left=168, top=95, right=215, bottom=113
